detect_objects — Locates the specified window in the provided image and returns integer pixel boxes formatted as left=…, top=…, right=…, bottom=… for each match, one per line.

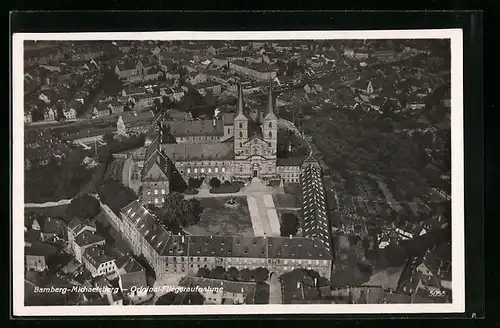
left=269, top=122, right=272, bottom=128
left=201, top=168, right=205, bottom=173
left=194, top=168, right=198, bottom=173
left=239, top=123, right=243, bottom=129
left=147, top=191, right=151, bottom=195
left=269, top=131, right=272, bottom=138
left=239, top=131, right=243, bottom=138
left=154, top=190, right=158, bottom=195
left=187, top=168, right=191, bottom=173
left=222, top=167, right=225, bottom=173
left=161, top=189, right=165, bottom=195
left=208, top=168, right=212, bottom=173
left=155, top=198, right=158, bottom=204
left=215, top=167, right=219, bottom=173
left=240, top=167, right=242, bottom=172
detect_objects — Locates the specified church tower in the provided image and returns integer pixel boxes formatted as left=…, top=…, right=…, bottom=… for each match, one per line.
left=262, top=79, right=278, bottom=158
left=234, top=83, right=249, bottom=157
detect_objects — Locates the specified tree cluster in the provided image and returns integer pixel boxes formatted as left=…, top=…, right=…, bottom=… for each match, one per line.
left=65, top=194, right=100, bottom=221
left=98, top=180, right=138, bottom=214
left=280, top=213, right=299, bottom=237
left=158, top=192, right=204, bottom=228
left=24, top=147, right=94, bottom=203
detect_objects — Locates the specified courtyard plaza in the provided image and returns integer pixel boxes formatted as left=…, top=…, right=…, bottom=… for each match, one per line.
left=185, top=177, right=282, bottom=237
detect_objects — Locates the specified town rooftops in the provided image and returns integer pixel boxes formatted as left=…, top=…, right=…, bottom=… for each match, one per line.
left=116, top=255, right=145, bottom=274
left=41, top=216, right=66, bottom=235
left=165, top=119, right=224, bottom=137
left=25, top=242, right=59, bottom=257
left=74, top=230, right=105, bottom=248
left=161, top=142, right=234, bottom=161
left=83, top=244, right=114, bottom=268
left=277, top=157, right=305, bottom=167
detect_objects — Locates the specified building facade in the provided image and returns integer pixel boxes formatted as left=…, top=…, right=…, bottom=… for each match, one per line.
left=116, top=200, right=333, bottom=281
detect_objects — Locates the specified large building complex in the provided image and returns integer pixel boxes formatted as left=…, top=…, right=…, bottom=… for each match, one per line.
left=137, top=80, right=303, bottom=206
left=109, top=199, right=333, bottom=280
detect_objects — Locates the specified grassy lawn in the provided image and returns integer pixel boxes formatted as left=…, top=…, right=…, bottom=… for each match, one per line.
left=184, top=196, right=253, bottom=236
left=273, top=194, right=298, bottom=208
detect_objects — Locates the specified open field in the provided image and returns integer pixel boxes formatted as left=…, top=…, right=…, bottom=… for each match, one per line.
left=184, top=197, right=253, bottom=236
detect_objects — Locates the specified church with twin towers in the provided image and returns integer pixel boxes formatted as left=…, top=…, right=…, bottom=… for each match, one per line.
left=139, top=80, right=306, bottom=205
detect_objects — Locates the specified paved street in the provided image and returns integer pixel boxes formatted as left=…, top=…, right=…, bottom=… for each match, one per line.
left=268, top=273, right=283, bottom=304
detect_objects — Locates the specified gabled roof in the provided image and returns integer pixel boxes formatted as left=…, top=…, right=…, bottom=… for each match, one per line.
left=300, top=166, right=331, bottom=252
left=83, top=244, right=114, bottom=268
left=120, top=200, right=171, bottom=256
left=142, top=149, right=170, bottom=182
left=74, top=231, right=105, bottom=248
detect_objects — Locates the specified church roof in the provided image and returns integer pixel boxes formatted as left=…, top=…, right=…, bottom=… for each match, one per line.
left=166, top=119, right=224, bottom=137
left=161, top=142, right=234, bottom=161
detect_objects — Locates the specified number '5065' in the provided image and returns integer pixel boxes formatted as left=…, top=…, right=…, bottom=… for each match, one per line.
left=430, top=290, right=446, bottom=296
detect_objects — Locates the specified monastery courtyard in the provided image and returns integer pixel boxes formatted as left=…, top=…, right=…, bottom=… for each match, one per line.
left=185, top=178, right=283, bottom=237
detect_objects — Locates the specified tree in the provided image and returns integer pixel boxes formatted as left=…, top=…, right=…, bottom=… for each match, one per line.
left=209, top=177, right=221, bottom=189
left=210, top=266, right=226, bottom=280
left=238, top=268, right=253, bottom=282
left=188, top=177, right=203, bottom=189
left=65, top=194, right=100, bottom=221
left=160, top=192, right=203, bottom=228
left=252, top=267, right=269, bottom=282
left=226, top=267, right=239, bottom=281
left=103, top=131, right=115, bottom=145
left=280, top=213, right=299, bottom=237
left=197, top=267, right=210, bottom=278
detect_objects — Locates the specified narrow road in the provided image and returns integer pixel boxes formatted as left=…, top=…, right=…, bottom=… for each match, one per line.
left=268, top=274, right=283, bottom=304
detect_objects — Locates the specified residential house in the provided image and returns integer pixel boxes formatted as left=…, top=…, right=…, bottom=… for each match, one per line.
left=24, top=109, right=33, bottom=123
left=82, top=244, right=118, bottom=278
left=115, top=60, right=139, bottom=79
left=116, top=256, right=149, bottom=303
left=25, top=242, right=59, bottom=272
left=93, top=102, right=112, bottom=117
left=32, top=216, right=67, bottom=242
left=43, top=107, right=56, bottom=121
left=68, top=218, right=97, bottom=256
left=72, top=231, right=106, bottom=263
left=64, top=108, right=77, bottom=120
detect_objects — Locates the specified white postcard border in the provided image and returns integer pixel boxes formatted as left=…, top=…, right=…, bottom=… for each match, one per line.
left=12, top=29, right=465, bottom=316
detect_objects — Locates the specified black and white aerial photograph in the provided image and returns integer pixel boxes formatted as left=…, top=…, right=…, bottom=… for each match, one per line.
left=13, top=30, right=463, bottom=315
